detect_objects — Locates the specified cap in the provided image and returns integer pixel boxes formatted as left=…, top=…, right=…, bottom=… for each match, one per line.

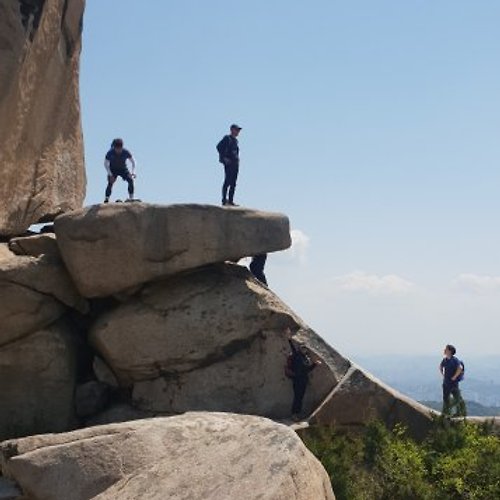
left=230, top=124, right=242, bottom=130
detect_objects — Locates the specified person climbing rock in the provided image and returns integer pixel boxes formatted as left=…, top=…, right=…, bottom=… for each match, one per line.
left=104, top=138, right=137, bottom=203
left=439, top=344, right=466, bottom=417
left=216, top=124, right=241, bottom=206
left=249, top=254, right=268, bottom=285
left=285, top=328, right=322, bottom=421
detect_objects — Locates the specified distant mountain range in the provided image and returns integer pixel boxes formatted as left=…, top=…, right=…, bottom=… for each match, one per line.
left=421, top=401, right=500, bottom=417
left=354, top=355, right=500, bottom=408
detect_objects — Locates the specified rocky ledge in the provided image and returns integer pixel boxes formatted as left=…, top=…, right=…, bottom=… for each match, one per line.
left=0, top=412, right=335, bottom=500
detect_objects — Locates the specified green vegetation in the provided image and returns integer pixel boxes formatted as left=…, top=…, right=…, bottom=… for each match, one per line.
left=303, top=417, right=500, bottom=500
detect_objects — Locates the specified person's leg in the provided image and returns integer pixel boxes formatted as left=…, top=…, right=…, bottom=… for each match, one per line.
left=114, top=170, right=134, bottom=200
left=125, top=172, right=134, bottom=199
left=442, top=383, right=452, bottom=415
left=228, top=164, right=239, bottom=204
left=250, top=254, right=268, bottom=285
left=105, top=175, right=115, bottom=202
left=451, top=386, right=467, bottom=416
left=292, top=377, right=308, bottom=416
left=222, top=165, right=231, bottom=204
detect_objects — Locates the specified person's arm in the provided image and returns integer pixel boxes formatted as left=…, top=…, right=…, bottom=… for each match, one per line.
left=308, top=353, right=323, bottom=372
left=285, top=327, right=298, bottom=353
left=104, top=158, right=112, bottom=176
left=451, top=362, right=463, bottom=382
left=308, top=360, right=319, bottom=372
left=217, top=136, right=230, bottom=164
left=128, top=155, right=137, bottom=177
left=439, top=360, right=444, bottom=376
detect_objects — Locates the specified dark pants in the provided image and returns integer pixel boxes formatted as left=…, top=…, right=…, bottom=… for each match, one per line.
left=249, top=254, right=268, bottom=285
left=442, top=382, right=466, bottom=416
left=106, top=168, right=134, bottom=198
left=222, top=163, right=239, bottom=203
left=292, top=377, right=308, bottom=415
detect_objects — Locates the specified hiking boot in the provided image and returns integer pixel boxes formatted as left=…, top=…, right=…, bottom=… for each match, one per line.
left=227, top=201, right=239, bottom=206
left=104, top=197, right=109, bottom=204
left=222, top=200, right=228, bottom=206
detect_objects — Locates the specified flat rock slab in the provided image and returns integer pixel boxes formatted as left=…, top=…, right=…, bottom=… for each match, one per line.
left=0, top=413, right=335, bottom=500
left=8, top=234, right=59, bottom=258
left=54, top=203, right=291, bottom=297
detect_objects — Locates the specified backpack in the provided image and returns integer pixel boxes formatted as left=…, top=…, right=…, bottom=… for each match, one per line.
left=216, top=136, right=229, bottom=163
left=457, top=359, right=465, bottom=382
left=284, top=353, right=295, bottom=378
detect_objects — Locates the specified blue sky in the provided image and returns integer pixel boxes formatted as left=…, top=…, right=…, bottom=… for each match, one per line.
left=81, top=1, right=500, bottom=357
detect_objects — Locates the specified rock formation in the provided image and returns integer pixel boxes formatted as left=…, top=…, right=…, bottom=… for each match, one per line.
left=0, top=203, right=438, bottom=499
left=0, top=413, right=335, bottom=500
left=0, top=0, right=86, bottom=236
left=0, top=203, right=435, bottom=446
left=0, top=243, right=87, bottom=347
left=0, top=3, right=454, bottom=497
left=54, top=203, right=291, bottom=297
left=0, top=239, right=86, bottom=440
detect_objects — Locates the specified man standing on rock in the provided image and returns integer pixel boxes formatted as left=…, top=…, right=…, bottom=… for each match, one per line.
left=439, top=344, right=466, bottom=417
left=216, top=124, right=241, bottom=206
left=104, top=138, right=137, bottom=203
left=285, top=328, right=322, bottom=421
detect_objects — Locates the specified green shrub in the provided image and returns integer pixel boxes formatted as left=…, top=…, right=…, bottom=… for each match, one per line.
left=426, top=418, right=500, bottom=499
left=302, top=418, right=500, bottom=500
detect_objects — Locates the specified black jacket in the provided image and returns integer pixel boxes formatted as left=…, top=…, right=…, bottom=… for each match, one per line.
left=289, top=340, right=316, bottom=379
left=216, top=135, right=239, bottom=164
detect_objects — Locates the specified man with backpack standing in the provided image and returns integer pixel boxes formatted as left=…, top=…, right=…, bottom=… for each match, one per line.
left=439, top=344, right=467, bottom=417
left=285, top=328, right=322, bottom=421
left=216, top=124, right=242, bottom=206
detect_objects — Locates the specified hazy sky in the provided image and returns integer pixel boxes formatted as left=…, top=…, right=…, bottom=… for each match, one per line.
left=81, top=1, right=500, bottom=357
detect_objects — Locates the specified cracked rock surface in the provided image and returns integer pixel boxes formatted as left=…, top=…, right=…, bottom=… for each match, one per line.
left=0, top=0, right=86, bottom=236
left=90, top=263, right=341, bottom=419
left=0, top=248, right=87, bottom=346
left=0, top=320, right=78, bottom=441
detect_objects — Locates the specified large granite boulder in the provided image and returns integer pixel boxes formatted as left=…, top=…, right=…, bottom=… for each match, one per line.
left=0, top=252, right=87, bottom=346
left=89, top=264, right=300, bottom=382
left=90, top=264, right=344, bottom=419
left=0, top=413, right=335, bottom=500
left=0, top=320, right=78, bottom=440
left=54, top=203, right=291, bottom=297
left=0, top=0, right=86, bottom=236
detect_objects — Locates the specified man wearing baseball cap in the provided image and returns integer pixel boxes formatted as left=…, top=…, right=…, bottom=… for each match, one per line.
left=216, top=124, right=242, bottom=206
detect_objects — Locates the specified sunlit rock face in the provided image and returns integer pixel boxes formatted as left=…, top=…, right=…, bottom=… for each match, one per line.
left=0, top=0, right=86, bottom=237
